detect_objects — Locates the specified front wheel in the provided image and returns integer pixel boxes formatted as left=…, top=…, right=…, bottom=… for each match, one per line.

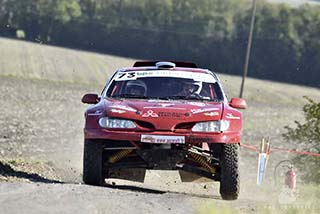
left=83, top=140, right=104, bottom=185
left=219, top=143, right=240, bottom=200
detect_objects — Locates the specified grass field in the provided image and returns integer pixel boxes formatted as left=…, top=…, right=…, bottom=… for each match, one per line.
left=0, top=37, right=135, bottom=85
left=1, top=37, right=318, bottom=98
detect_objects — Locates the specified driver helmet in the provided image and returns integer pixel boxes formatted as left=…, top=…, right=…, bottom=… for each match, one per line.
left=181, top=80, right=202, bottom=94
left=125, top=80, right=147, bottom=96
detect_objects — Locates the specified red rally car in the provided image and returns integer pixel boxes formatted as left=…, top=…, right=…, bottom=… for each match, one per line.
left=82, top=61, right=247, bottom=200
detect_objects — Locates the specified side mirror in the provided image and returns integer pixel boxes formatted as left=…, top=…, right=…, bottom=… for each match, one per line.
left=229, top=98, right=247, bottom=109
left=82, top=93, right=99, bottom=104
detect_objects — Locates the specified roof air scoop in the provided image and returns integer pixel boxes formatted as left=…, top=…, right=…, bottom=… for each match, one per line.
left=155, top=61, right=176, bottom=69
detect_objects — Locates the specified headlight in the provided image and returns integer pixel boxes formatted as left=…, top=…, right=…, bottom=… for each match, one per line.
left=192, top=120, right=230, bottom=132
left=99, top=117, right=136, bottom=129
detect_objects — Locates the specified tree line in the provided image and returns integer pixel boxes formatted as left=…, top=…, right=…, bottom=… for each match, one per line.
left=0, top=0, right=319, bottom=87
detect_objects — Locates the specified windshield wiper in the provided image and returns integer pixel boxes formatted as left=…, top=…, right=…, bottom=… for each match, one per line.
left=162, top=96, right=187, bottom=100
left=162, top=95, right=209, bottom=101
left=112, top=94, right=151, bottom=99
left=111, top=94, right=213, bottom=101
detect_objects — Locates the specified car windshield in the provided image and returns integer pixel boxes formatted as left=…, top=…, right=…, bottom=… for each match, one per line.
left=105, top=74, right=224, bottom=101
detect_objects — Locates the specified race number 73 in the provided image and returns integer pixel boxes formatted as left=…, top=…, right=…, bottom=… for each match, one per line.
left=115, top=72, right=136, bottom=81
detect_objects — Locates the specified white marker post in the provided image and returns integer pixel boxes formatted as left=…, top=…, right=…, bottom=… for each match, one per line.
left=257, top=137, right=271, bottom=185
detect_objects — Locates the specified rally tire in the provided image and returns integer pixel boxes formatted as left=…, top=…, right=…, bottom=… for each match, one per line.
left=219, top=143, right=240, bottom=200
left=83, top=140, right=104, bottom=186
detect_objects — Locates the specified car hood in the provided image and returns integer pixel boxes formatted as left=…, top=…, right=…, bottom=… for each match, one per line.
left=104, top=98, right=223, bottom=131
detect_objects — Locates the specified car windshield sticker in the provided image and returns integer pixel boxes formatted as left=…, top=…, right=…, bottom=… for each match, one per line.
left=114, top=70, right=216, bottom=83
left=115, top=72, right=137, bottom=81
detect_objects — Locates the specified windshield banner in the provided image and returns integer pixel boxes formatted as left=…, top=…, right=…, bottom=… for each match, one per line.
left=114, top=70, right=216, bottom=83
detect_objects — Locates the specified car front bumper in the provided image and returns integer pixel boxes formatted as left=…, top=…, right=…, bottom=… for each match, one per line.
left=84, top=128, right=241, bottom=144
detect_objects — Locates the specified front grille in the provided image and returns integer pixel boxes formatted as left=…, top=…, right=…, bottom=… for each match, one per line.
left=135, top=120, right=155, bottom=129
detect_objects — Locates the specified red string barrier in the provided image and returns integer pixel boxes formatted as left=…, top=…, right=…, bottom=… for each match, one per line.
left=271, top=147, right=320, bottom=157
left=240, top=143, right=320, bottom=157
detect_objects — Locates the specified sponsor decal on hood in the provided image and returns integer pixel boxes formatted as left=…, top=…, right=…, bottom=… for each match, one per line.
left=158, top=112, right=188, bottom=118
left=87, top=110, right=103, bottom=116
left=109, top=105, right=137, bottom=112
left=188, top=102, right=206, bottom=107
left=191, top=107, right=219, bottom=114
left=142, top=110, right=159, bottom=118
left=110, top=109, right=126, bottom=114
left=204, top=112, right=219, bottom=116
left=226, top=113, right=240, bottom=120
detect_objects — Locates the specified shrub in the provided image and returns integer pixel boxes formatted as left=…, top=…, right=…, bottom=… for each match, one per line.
left=283, top=96, right=320, bottom=183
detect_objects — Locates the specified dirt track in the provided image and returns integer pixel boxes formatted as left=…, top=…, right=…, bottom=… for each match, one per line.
left=0, top=71, right=319, bottom=212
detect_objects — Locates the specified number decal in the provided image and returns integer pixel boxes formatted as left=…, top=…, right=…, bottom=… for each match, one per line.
left=127, top=72, right=135, bottom=78
left=115, top=72, right=137, bottom=81
left=117, top=73, right=126, bottom=79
